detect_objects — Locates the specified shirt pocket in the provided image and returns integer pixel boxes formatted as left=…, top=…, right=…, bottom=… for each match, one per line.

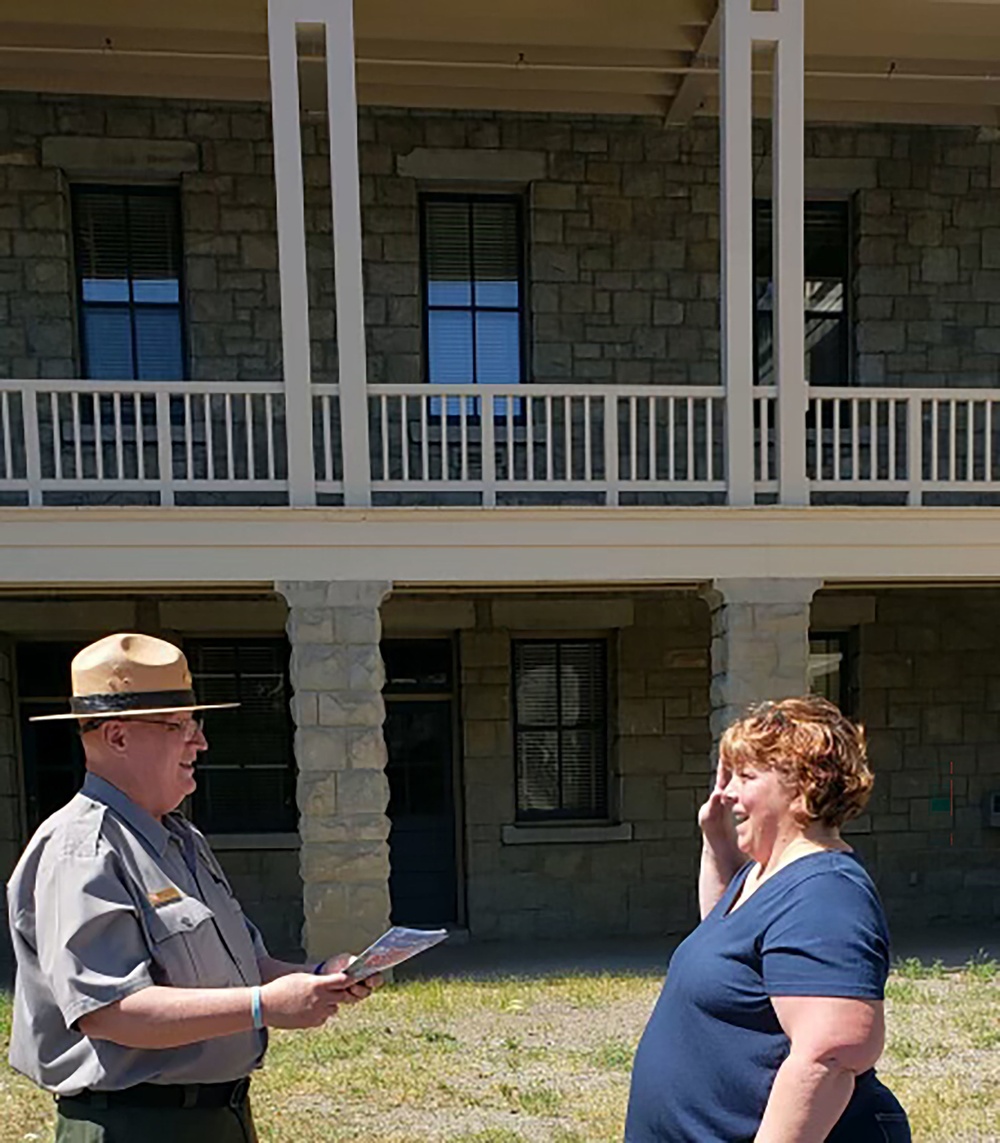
left=143, top=895, right=217, bottom=987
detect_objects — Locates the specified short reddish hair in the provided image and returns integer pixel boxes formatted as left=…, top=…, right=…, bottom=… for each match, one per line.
left=719, top=696, right=873, bottom=828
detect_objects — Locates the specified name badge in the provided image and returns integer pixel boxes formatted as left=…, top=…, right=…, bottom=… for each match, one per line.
left=147, top=886, right=182, bottom=908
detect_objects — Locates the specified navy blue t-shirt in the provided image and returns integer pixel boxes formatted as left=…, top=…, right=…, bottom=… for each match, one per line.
left=625, top=851, right=892, bottom=1143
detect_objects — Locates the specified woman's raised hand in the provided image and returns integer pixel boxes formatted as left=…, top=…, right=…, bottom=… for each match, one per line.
left=697, top=756, right=735, bottom=845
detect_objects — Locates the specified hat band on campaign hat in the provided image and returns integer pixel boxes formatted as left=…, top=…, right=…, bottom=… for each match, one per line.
left=69, top=689, right=198, bottom=716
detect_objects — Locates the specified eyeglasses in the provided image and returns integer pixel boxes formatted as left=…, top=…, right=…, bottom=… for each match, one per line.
left=79, top=716, right=205, bottom=738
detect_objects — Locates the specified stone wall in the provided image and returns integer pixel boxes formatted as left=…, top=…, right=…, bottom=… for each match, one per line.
left=847, top=589, right=1000, bottom=926
left=460, top=592, right=712, bottom=940
left=2, top=91, right=1000, bottom=388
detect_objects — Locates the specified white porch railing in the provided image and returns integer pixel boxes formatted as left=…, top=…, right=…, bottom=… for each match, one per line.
left=808, top=388, right=1000, bottom=505
left=361, top=384, right=727, bottom=505
left=4, top=379, right=1000, bottom=508
left=0, top=380, right=290, bottom=506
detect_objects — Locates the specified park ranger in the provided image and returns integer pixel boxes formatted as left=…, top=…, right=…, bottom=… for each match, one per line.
left=7, top=632, right=377, bottom=1142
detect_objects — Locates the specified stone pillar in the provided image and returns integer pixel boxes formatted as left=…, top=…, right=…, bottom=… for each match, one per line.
left=276, top=580, right=392, bottom=958
left=701, top=578, right=821, bottom=745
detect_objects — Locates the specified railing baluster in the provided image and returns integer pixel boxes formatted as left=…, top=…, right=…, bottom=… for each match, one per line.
left=24, top=390, right=42, bottom=505
left=583, top=396, right=593, bottom=481
left=401, top=395, right=410, bottom=483
left=134, top=394, right=146, bottom=480
left=50, top=393, right=62, bottom=481
left=888, top=399, right=897, bottom=481
left=420, top=393, right=429, bottom=481
left=686, top=397, right=695, bottom=482
left=246, top=394, right=257, bottom=481
left=526, top=395, right=535, bottom=482
left=183, top=393, right=193, bottom=480
left=379, top=393, right=389, bottom=482
left=265, top=393, right=276, bottom=480
left=967, top=400, right=975, bottom=482
left=155, top=392, right=174, bottom=505
left=71, top=392, right=83, bottom=479
left=604, top=394, right=619, bottom=505
left=92, top=393, right=104, bottom=482
left=908, top=397, right=922, bottom=506
left=481, top=391, right=496, bottom=505
left=949, top=400, right=957, bottom=483
left=707, top=397, right=715, bottom=482
left=320, top=394, right=332, bottom=484
left=113, top=394, right=124, bottom=480
left=647, top=396, right=656, bottom=481
left=668, top=397, right=675, bottom=481
left=439, top=388, right=447, bottom=481
left=564, top=395, right=572, bottom=482
left=629, top=396, right=637, bottom=481
left=224, top=394, right=235, bottom=480
left=988, top=400, right=995, bottom=483
left=460, top=394, right=469, bottom=482
left=506, top=393, right=514, bottom=482
left=1, top=392, right=11, bottom=480
left=545, top=395, right=554, bottom=482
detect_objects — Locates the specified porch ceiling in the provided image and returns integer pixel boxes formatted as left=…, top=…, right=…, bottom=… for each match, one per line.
left=0, top=0, right=999, bottom=125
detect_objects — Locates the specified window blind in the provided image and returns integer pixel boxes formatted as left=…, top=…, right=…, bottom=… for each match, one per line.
left=513, top=640, right=609, bottom=821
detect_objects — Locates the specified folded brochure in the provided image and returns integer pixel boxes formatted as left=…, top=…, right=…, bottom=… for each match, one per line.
left=342, top=926, right=449, bottom=982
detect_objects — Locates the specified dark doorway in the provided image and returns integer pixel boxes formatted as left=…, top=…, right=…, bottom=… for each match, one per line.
left=17, top=641, right=88, bottom=831
left=382, top=638, right=461, bottom=927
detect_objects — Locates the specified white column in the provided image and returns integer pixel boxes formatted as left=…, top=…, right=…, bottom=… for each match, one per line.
left=772, top=0, right=807, bottom=505
left=268, top=0, right=372, bottom=508
left=720, top=0, right=806, bottom=508
left=324, top=0, right=372, bottom=508
left=268, top=1, right=316, bottom=507
left=720, top=0, right=755, bottom=507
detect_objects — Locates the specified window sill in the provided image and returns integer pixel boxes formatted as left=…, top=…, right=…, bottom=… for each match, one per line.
left=206, top=833, right=300, bottom=850
left=501, top=823, right=633, bottom=846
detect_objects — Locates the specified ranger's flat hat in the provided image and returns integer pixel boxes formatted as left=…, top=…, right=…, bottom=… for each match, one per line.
left=30, top=632, right=239, bottom=722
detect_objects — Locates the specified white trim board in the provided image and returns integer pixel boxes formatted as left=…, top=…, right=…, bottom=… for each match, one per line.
left=4, top=506, right=1000, bottom=585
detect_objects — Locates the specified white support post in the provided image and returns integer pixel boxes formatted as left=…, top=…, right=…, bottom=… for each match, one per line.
left=268, top=1, right=317, bottom=507
left=324, top=0, right=372, bottom=507
left=720, top=0, right=755, bottom=507
left=771, top=0, right=807, bottom=505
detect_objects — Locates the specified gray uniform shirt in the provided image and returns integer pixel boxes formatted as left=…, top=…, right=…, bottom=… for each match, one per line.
left=6, top=773, right=268, bottom=1094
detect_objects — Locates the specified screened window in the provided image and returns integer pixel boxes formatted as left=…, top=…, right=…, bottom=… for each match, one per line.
left=513, top=639, right=609, bottom=822
left=421, top=194, right=525, bottom=391
left=187, top=639, right=297, bottom=834
left=73, top=186, right=185, bottom=381
left=755, top=201, right=851, bottom=386
left=808, top=631, right=856, bottom=716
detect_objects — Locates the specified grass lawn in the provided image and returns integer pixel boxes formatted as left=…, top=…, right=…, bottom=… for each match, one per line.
left=1, top=958, right=997, bottom=1142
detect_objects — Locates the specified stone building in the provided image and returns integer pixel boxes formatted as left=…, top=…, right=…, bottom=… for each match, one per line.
left=1, top=0, right=1000, bottom=961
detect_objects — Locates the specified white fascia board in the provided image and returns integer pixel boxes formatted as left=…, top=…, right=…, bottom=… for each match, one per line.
left=3, top=507, right=1000, bottom=586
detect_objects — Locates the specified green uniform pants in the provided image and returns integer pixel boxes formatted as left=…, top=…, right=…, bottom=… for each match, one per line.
left=54, top=1095, right=258, bottom=1143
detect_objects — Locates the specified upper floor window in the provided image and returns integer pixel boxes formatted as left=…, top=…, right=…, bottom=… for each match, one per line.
left=755, top=200, right=851, bottom=386
left=420, top=194, right=525, bottom=390
left=513, top=639, right=609, bottom=822
left=72, top=185, right=185, bottom=381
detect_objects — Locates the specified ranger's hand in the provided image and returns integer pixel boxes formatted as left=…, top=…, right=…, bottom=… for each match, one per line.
left=259, top=972, right=350, bottom=1029
left=315, top=952, right=383, bottom=1003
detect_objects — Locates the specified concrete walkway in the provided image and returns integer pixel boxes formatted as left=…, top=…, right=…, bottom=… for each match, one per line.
left=397, top=925, right=1000, bottom=982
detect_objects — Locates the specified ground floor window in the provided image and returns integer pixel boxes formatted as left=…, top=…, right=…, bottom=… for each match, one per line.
left=808, top=631, right=857, bottom=716
left=512, top=638, right=609, bottom=822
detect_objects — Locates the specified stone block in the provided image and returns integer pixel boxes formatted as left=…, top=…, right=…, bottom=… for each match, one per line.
left=336, top=769, right=389, bottom=816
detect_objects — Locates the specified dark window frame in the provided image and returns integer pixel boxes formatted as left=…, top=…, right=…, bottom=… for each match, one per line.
left=512, top=637, right=610, bottom=824
left=808, top=629, right=858, bottom=717
left=185, top=636, right=297, bottom=835
left=72, top=184, right=188, bottom=382
left=753, top=198, right=853, bottom=387
left=419, top=192, right=528, bottom=398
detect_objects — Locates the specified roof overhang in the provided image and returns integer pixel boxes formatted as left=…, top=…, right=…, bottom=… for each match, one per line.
left=0, top=1, right=999, bottom=125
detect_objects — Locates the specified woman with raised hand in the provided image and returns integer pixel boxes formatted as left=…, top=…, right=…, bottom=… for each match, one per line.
left=625, top=695, right=910, bottom=1143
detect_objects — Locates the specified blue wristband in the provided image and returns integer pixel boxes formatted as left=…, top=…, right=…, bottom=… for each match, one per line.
left=250, top=985, right=264, bottom=1030
left=313, top=960, right=326, bottom=975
